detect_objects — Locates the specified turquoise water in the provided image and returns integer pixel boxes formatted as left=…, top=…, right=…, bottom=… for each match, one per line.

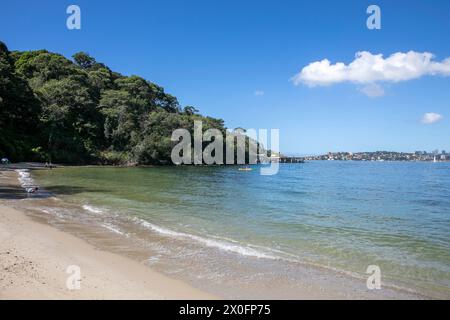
left=32, top=162, right=450, bottom=298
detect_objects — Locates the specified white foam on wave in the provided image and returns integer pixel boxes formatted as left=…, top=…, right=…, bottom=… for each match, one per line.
left=146, top=256, right=161, bottom=265
left=132, top=217, right=278, bottom=260
left=101, top=223, right=129, bottom=237
left=38, top=207, right=65, bottom=220
left=207, top=234, right=302, bottom=261
left=82, top=204, right=104, bottom=214
left=15, top=169, right=36, bottom=188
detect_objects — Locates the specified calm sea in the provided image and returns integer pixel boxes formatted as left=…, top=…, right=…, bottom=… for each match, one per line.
left=27, top=161, right=449, bottom=299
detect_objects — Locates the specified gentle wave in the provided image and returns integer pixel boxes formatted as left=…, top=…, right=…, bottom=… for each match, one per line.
left=28, top=163, right=444, bottom=298
left=132, top=217, right=278, bottom=260
left=36, top=203, right=428, bottom=298
left=101, top=223, right=129, bottom=237
left=130, top=218, right=424, bottom=297
left=15, top=169, right=36, bottom=188
left=82, top=204, right=104, bottom=214
left=39, top=207, right=65, bottom=220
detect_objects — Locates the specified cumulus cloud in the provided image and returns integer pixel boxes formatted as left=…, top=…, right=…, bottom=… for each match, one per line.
left=292, top=51, right=450, bottom=87
left=421, top=113, right=443, bottom=124
left=254, top=90, right=264, bottom=96
left=358, top=83, right=385, bottom=98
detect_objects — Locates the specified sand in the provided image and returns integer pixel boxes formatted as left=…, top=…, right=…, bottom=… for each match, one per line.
left=0, top=166, right=215, bottom=300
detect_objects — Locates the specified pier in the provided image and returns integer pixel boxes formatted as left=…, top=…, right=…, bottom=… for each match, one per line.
left=278, top=157, right=305, bottom=163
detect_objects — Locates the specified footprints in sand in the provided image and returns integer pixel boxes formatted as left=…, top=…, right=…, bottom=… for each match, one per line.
left=0, top=248, right=43, bottom=292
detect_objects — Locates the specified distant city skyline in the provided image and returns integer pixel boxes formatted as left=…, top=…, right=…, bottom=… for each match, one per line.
left=299, top=150, right=449, bottom=161
left=1, top=0, right=449, bottom=154
left=285, top=149, right=449, bottom=157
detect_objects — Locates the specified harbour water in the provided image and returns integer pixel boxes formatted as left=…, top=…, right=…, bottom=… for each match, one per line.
left=17, top=161, right=450, bottom=299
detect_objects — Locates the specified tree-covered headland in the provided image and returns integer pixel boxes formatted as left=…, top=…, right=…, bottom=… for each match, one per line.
left=0, top=41, right=255, bottom=165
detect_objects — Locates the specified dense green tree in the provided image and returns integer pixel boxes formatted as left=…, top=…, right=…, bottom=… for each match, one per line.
left=133, top=111, right=194, bottom=164
left=87, top=67, right=115, bottom=94
left=72, top=52, right=96, bottom=69
left=99, top=89, right=138, bottom=151
left=183, top=105, right=199, bottom=115
left=0, top=40, right=255, bottom=165
left=0, top=42, right=41, bottom=161
left=14, top=51, right=79, bottom=90
left=38, top=77, right=101, bottom=163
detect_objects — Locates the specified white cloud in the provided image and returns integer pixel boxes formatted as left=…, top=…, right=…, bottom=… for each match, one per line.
left=254, top=90, right=264, bottom=96
left=358, top=83, right=385, bottom=98
left=292, top=51, right=450, bottom=87
left=421, top=113, right=443, bottom=124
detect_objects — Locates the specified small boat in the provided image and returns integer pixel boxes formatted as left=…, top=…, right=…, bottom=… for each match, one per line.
left=238, top=167, right=253, bottom=171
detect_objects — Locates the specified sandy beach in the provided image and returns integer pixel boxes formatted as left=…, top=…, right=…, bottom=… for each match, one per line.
left=0, top=166, right=214, bottom=300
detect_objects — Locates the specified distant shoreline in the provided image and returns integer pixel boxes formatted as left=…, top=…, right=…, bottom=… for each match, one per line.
left=1, top=158, right=449, bottom=172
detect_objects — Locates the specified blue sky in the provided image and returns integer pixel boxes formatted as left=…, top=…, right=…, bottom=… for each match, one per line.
left=1, top=0, right=449, bottom=155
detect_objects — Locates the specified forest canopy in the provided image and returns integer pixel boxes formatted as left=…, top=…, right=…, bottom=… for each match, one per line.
left=0, top=41, right=234, bottom=165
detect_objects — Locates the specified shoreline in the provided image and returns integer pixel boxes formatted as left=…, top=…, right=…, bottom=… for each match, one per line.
left=0, top=163, right=442, bottom=300
left=0, top=167, right=215, bottom=300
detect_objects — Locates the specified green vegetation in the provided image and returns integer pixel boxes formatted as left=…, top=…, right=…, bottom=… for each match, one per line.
left=0, top=41, right=232, bottom=165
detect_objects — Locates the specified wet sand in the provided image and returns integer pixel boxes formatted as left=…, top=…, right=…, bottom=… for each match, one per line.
left=0, top=166, right=214, bottom=300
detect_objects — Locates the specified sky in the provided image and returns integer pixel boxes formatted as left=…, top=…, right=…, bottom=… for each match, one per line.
left=1, top=0, right=450, bottom=155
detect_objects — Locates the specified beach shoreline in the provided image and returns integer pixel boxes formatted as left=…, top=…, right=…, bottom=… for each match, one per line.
left=0, top=163, right=442, bottom=300
left=0, top=165, right=215, bottom=300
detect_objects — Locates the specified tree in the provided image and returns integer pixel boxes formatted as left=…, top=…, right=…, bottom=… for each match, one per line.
left=0, top=40, right=240, bottom=165
left=133, top=112, right=191, bottom=164
left=38, top=77, right=100, bottom=162
left=183, top=105, right=199, bottom=115
left=0, top=41, right=41, bottom=161
left=99, top=89, right=137, bottom=151
left=72, top=52, right=96, bottom=69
